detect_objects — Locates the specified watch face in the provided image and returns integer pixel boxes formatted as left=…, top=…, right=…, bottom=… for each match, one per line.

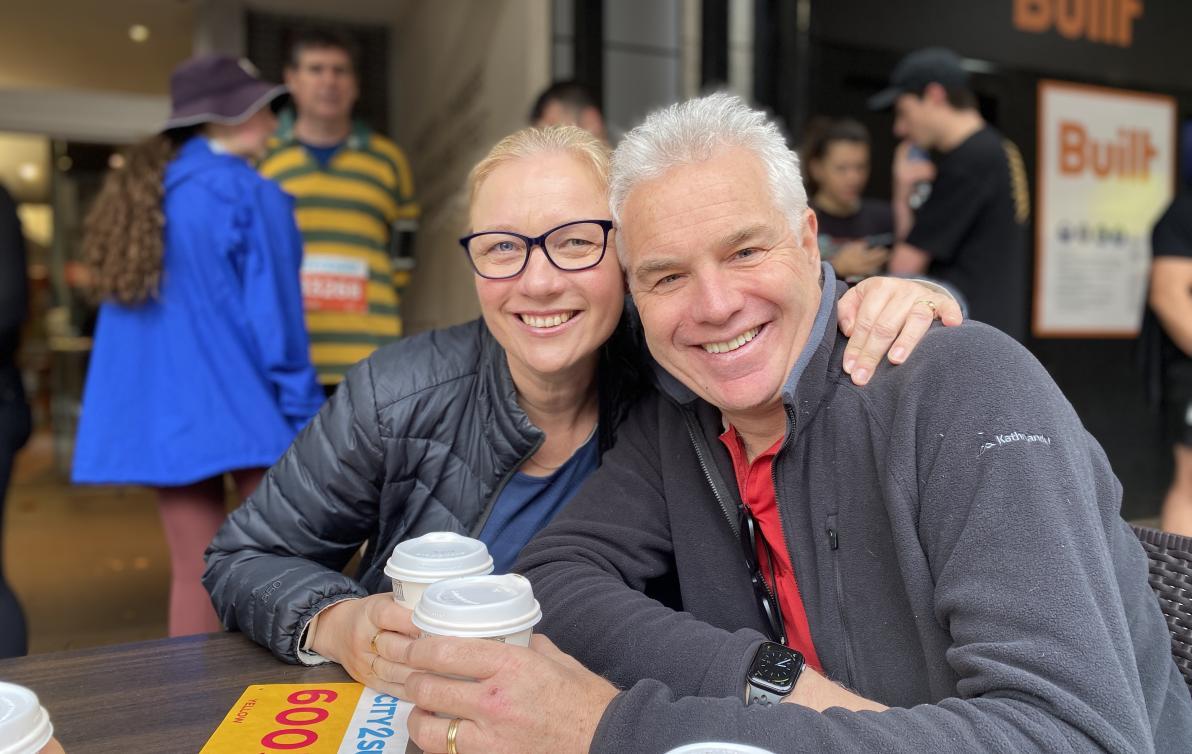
left=749, top=642, right=802, bottom=693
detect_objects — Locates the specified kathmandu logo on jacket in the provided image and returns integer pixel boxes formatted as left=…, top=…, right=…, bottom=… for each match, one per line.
left=978, top=430, right=1053, bottom=456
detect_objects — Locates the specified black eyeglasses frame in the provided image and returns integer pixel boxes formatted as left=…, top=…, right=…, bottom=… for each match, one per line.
left=458, top=219, right=614, bottom=280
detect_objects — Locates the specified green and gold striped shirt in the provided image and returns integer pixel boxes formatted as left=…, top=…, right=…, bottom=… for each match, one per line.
left=260, top=113, right=419, bottom=385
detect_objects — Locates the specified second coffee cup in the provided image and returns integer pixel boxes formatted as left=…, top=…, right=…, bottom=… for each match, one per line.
left=384, top=532, right=494, bottom=610
left=411, top=573, right=542, bottom=647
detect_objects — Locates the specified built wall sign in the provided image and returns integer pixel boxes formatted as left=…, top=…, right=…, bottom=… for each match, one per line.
left=812, top=1, right=1186, bottom=90
left=1034, top=80, right=1174, bottom=337
left=1012, top=0, right=1143, bottom=48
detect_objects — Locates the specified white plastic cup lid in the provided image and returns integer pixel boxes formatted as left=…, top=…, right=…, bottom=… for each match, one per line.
left=664, top=745, right=777, bottom=754
left=412, top=574, right=542, bottom=638
left=384, top=532, right=494, bottom=583
left=0, top=682, right=53, bottom=754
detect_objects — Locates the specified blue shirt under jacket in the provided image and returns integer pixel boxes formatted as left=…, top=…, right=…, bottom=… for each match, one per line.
left=478, top=428, right=599, bottom=573
left=72, top=138, right=323, bottom=486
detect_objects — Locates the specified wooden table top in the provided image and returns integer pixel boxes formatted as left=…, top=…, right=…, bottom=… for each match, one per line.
left=0, top=632, right=358, bottom=753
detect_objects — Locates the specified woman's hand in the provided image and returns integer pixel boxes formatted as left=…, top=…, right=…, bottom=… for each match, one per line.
left=310, top=593, right=420, bottom=697
left=837, top=277, right=963, bottom=385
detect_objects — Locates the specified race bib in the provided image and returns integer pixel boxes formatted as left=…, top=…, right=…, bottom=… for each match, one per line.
left=200, top=683, right=412, bottom=754
left=302, top=255, right=369, bottom=313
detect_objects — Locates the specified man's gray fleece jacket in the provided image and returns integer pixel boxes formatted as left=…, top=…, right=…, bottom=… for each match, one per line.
left=516, top=274, right=1192, bottom=753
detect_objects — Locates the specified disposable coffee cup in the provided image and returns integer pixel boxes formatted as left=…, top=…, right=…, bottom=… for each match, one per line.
left=384, top=532, right=494, bottom=610
left=664, top=745, right=777, bottom=754
left=411, top=573, right=542, bottom=647
left=0, top=682, right=61, bottom=754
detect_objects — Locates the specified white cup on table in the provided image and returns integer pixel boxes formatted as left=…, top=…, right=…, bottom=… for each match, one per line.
left=384, top=532, right=494, bottom=610
left=411, top=573, right=543, bottom=719
left=411, top=573, right=542, bottom=647
left=0, top=682, right=66, bottom=754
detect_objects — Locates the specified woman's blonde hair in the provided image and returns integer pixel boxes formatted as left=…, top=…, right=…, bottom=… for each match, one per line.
left=467, top=125, right=610, bottom=212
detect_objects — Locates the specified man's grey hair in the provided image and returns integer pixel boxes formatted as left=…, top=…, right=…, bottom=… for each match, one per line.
left=609, top=93, right=808, bottom=265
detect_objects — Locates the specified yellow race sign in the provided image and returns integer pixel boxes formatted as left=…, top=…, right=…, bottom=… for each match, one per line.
left=201, top=683, right=412, bottom=754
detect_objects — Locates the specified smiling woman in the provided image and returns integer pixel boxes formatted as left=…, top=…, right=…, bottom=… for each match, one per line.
left=202, top=123, right=961, bottom=692
left=467, top=144, right=625, bottom=439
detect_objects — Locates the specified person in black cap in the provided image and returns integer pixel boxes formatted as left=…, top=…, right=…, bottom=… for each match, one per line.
left=72, top=54, right=323, bottom=637
left=871, top=47, right=1030, bottom=341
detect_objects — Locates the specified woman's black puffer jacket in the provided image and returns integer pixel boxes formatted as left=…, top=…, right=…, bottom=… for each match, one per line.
left=203, top=313, right=645, bottom=663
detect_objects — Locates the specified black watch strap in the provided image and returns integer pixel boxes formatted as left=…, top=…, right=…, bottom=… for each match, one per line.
left=746, top=686, right=785, bottom=707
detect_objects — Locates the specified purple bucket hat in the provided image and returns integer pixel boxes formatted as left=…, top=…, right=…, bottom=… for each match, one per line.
left=163, top=54, right=287, bottom=130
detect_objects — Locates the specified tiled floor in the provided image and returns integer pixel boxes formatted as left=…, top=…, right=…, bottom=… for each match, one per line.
left=6, top=432, right=171, bottom=652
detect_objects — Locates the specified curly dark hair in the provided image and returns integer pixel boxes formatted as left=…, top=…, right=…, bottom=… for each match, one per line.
left=81, top=130, right=191, bottom=305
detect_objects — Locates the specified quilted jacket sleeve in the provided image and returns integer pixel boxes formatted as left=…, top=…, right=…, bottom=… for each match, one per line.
left=203, top=358, right=385, bottom=663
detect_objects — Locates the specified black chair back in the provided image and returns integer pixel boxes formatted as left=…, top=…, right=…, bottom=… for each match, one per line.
left=1131, top=525, right=1192, bottom=694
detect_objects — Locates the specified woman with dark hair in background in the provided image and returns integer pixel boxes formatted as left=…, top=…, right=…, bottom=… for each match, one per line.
left=801, top=116, right=893, bottom=280
left=72, top=55, right=323, bottom=636
left=0, top=182, right=32, bottom=658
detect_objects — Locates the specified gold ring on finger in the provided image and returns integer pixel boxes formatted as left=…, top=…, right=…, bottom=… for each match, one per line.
left=369, top=629, right=383, bottom=654
left=447, top=717, right=462, bottom=754
left=915, top=299, right=938, bottom=318
left=370, top=653, right=382, bottom=678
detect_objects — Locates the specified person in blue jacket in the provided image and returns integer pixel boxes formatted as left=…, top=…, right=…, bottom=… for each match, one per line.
left=72, top=54, right=323, bottom=636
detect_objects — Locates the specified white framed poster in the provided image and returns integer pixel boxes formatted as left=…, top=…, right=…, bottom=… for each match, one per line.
left=1034, top=80, right=1175, bottom=337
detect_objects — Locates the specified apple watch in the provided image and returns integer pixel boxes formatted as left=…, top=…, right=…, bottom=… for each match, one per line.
left=745, top=641, right=805, bottom=706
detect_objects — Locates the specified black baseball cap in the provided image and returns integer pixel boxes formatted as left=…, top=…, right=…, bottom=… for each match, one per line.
left=867, top=47, right=970, bottom=111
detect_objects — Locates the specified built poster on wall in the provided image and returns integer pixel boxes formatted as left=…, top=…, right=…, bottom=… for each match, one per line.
left=1034, top=80, right=1175, bottom=337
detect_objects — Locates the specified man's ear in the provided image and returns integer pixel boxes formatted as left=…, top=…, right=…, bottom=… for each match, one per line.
left=801, top=208, right=821, bottom=262
left=923, top=82, right=948, bottom=107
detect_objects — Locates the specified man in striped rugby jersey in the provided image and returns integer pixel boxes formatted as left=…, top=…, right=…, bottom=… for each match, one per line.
left=260, top=29, right=419, bottom=392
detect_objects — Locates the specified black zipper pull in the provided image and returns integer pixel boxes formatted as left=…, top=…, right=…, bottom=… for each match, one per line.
left=827, top=527, right=839, bottom=550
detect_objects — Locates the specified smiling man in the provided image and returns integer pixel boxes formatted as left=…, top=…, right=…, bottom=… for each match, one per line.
left=398, top=94, right=1192, bottom=754
left=619, top=142, right=823, bottom=459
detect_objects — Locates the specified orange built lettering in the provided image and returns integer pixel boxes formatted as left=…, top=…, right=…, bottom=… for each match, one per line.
left=1013, top=0, right=1143, bottom=48
left=1058, top=122, right=1157, bottom=180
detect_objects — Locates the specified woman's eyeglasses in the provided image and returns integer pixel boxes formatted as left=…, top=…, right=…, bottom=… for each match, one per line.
left=460, top=219, right=613, bottom=280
